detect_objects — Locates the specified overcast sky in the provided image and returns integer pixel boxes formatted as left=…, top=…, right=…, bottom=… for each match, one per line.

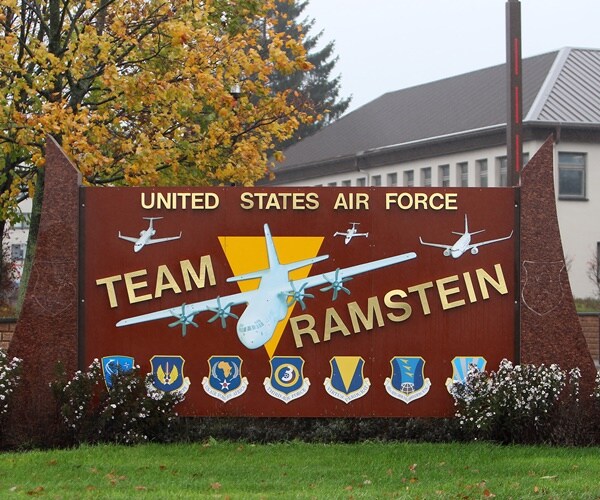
left=303, top=1, right=600, bottom=114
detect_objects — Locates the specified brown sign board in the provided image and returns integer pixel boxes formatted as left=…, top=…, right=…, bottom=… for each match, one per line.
left=81, top=187, right=517, bottom=417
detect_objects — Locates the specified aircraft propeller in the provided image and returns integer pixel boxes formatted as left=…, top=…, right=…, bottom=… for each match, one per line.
left=320, top=269, right=352, bottom=300
left=285, top=282, right=315, bottom=310
left=207, top=297, right=239, bottom=329
left=168, top=303, right=199, bottom=337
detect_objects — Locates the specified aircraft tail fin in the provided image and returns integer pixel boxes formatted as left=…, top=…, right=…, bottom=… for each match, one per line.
left=263, top=223, right=280, bottom=267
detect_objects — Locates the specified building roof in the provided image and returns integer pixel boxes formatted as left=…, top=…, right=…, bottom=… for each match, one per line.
left=272, top=47, right=600, bottom=176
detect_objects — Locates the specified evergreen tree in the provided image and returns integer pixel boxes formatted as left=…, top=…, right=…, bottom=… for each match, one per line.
left=268, top=0, right=351, bottom=148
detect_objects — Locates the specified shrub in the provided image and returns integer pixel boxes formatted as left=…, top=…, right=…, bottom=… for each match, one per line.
left=51, top=359, right=183, bottom=445
left=450, top=359, right=571, bottom=443
left=0, top=349, right=22, bottom=419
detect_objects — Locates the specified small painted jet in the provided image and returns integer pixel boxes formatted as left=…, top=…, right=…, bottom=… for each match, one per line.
left=117, top=223, right=416, bottom=349
left=419, top=214, right=513, bottom=259
left=334, top=222, right=369, bottom=244
left=118, top=217, right=182, bottom=253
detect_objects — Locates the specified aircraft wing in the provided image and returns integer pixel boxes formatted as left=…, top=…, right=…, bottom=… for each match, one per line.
left=468, top=231, right=514, bottom=250
left=146, top=233, right=182, bottom=245
left=118, top=233, right=139, bottom=244
left=418, top=237, right=451, bottom=250
left=289, top=251, right=417, bottom=291
left=116, top=289, right=255, bottom=328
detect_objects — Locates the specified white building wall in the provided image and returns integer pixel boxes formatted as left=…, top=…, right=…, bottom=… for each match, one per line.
left=276, top=139, right=598, bottom=298
left=4, top=198, right=32, bottom=281
left=555, top=141, right=600, bottom=299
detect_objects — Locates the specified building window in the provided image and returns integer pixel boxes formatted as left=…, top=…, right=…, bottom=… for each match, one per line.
left=476, top=159, right=488, bottom=187
left=387, top=173, right=398, bottom=186
left=457, top=162, right=468, bottom=187
left=496, top=156, right=507, bottom=186
left=404, top=170, right=414, bottom=187
left=14, top=213, right=31, bottom=229
left=421, top=167, right=431, bottom=187
left=341, top=180, right=351, bottom=187
left=356, top=177, right=366, bottom=187
left=328, top=181, right=337, bottom=187
left=438, top=164, right=450, bottom=187
left=11, top=244, right=26, bottom=262
left=371, top=175, right=382, bottom=187
left=558, top=152, right=586, bottom=199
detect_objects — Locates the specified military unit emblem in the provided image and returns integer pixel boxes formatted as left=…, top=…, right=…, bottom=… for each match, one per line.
left=445, top=356, right=487, bottom=393
left=202, top=355, right=248, bottom=402
left=149, top=355, right=191, bottom=396
left=101, top=356, right=134, bottom=389
left=384, top=356, right=431, bottom=403
left=263, top=356, right=310, bottom=403
left=324, top=356, right=371, bottom=404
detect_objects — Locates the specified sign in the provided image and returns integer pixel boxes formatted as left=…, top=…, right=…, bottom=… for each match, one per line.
left=81, top=187, right=516, bottom=417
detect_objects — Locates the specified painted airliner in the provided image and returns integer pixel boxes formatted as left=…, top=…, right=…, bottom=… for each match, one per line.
left=118, top=217, right=182, bottom=253
left=117, top=223, right=417, bottom=349
left=334, top=222, right=369, bottom=244
left=419, top=214, right=513, bottom=259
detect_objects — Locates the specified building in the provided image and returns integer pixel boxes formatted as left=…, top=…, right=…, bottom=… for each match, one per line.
left=4, top=198, right=31, bottom=281
left=265, top=47, right=600, bottom=299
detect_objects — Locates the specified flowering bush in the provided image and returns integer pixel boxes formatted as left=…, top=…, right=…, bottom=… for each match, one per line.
left=594, top=371, right=600, bottom=402
left=0, top=349, right=22, bottom=418
left=450, top=359, right=573, bottom=443
left=51, top=360, right=183, bottom=445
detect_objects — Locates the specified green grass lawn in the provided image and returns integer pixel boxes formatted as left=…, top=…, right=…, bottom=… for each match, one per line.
left=0, top=441, right=599, bottom=498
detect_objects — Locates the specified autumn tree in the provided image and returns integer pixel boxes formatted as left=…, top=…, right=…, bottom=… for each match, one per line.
left=264, top=0, right=350, bottom=149
left=0, top=0, right=314, bottom=294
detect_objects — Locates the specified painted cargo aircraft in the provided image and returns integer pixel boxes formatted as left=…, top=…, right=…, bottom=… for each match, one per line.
left=333, top=222, right=369, bottom=244
left=419, top=214, right=513, bottom=259
left=117, top=223, right=417, bottom=349
left=118, top=217, right=182, bottom=253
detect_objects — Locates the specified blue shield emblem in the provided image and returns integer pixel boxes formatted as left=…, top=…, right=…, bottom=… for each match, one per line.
left=263, top=356, right=310, bottom=403
left=202, top=356, right=248, bottom=402
left=384, top=357, right=431, bottom=403
left=324, top=356, right=370, bottom=404
left=445, top=356, right=487, bottom=393
left=101, top=356, right=134, bottom=389
left=150, top=355, right=190, bottom=395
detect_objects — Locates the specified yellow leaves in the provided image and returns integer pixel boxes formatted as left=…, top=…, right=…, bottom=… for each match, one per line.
left=0, top=0, right=315, bottom=213
left=170, top=21, right=192, bottom=46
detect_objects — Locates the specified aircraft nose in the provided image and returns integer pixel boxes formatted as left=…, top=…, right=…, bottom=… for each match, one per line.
left=237, top=319, right=274, bottom=350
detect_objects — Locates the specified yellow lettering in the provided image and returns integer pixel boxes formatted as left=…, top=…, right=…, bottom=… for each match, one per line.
left=180, top=256, right=216, bottom=291
left=347, top=297, right=384, bottom=332
left=323, top=307, right=351, bottom=341
left=384, top=289, right=412, bottom=322
left=290, top=314, right=320, bottom=348
left=407, top=281, right=433, bottom=315
left=155, top=265, right=182, bottom=298
left=437, top=275, right=465, bottom=310
left=476, top=264, right=508, bottom=299
left=96, top=275, right=122, bottom=308
left=333, top=193, right=349, bottom=210
left=124, top=269, right=153, bottom=304
left=463, top=271, right=477, bottom=303
left=240, top=192, right=254, bottom=209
